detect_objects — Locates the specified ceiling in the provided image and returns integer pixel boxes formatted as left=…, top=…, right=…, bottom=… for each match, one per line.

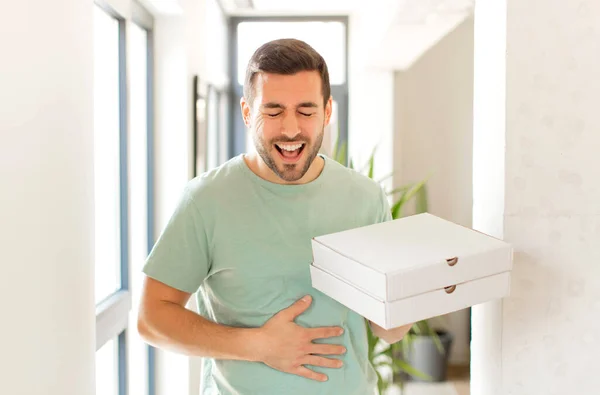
left=219, top=0, right=475, bottom=70
left=221, top=0, right=473, bottom=18
left=220, top=0, right=361, bottom=15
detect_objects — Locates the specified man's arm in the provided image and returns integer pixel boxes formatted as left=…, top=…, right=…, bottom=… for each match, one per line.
left=137, top=276, right=347, bottom=382
left=137, top=276, right=259, bottom=360
left=369, top=321, right=413, bottom=344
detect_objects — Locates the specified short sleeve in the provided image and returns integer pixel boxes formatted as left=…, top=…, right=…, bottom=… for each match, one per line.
left=142, top=185, right=210, bottom=294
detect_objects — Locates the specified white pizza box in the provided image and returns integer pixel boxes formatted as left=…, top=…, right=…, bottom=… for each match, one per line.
left=310, top=213, right=513, bottom=330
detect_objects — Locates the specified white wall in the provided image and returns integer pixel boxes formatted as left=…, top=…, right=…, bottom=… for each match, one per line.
left=392, top=16, right=474, bottom=224
left=203, top=0, right=230, bottom=89
left=0, top=1, right=95, bottom=394
left=472, top=0, right=600, bottom=394
left=348, top=12, right=395, bottom=188
left=392, top=16, right=474, bottom=365
left=503, top=0, right=600, bottom=392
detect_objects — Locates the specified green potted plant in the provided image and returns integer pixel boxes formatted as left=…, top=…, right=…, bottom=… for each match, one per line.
left=330, top=140, right=451, bottom=394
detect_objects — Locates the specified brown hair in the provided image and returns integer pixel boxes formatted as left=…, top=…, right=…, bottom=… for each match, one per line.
left=243, top=38, right=331, bottom=107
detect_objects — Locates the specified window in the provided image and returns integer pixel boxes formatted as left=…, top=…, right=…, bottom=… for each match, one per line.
left=193, top=80, right=230, bottom=175
left=94, top=3, right=122, bottom=306
left=218, top=89, right=230, bottom=164
left=128, top=15, right=156, bottom=395
left=206, top=85, right=220, bottom=170
left=96, top=338, right=119, bottom=395
left=94, top=2, right=156, bottom=395
left=229, top=17, right=349, bottom=162
left=94, top=5, right=129, bottom=395
left=236, top=21, right=346, bottom=85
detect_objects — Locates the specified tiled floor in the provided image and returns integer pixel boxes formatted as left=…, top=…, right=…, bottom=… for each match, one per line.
left=385, top=365, right=470, bottom=395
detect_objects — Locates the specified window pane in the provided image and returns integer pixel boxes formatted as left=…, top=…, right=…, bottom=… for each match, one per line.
left=129, top=22, right=148, bottom=285
left=207, top=88, right=219, bottom=170
left=96, top=338, right=119, bottom=395
left=237, top=21, right=346, bottom=85
left=93, top=5, right=122, bottom=304
left=218, top=91, right=229, bottom=164
left=128, top=22, right=150, bottom=395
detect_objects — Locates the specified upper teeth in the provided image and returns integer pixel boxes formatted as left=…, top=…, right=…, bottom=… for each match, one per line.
left=277, top=143, right=303, bottom=151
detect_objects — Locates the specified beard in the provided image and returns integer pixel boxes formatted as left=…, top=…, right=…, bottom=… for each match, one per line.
left=252, top=127, right=324, bottom=183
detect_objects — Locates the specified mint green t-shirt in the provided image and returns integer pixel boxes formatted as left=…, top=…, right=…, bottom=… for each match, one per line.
left=143, top=154, right=392, bottom=395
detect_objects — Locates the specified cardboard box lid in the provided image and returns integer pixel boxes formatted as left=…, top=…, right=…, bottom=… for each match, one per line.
left=311, top=213, right=513, bottom=302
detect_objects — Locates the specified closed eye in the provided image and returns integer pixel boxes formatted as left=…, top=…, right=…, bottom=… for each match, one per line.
left=266, top=112, right=282, bottom=118
left=299, top=112, right=314, bottom=117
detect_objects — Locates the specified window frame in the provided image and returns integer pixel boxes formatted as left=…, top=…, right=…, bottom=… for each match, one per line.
left=93, top=1, right=156, bottom=395
left=130, top=7, right=158, bottom=395
left=93, top=3, right=130, bottom=394
left=227, top=15, right=350, bottom=163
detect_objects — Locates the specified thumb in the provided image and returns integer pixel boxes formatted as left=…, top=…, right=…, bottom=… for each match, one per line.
left=280, top=295, right=312, bottom=321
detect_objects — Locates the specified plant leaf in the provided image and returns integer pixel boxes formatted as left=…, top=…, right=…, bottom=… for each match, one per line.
left=331, top=130, right=340, bottom=161
left=366, top=320, right=381, bottom=360
left=367, top=150, right=375, bottom=179
left=332, top=141, right=344, bottom=165
left=431, top=332, right=444, bottom=354
left=415, top=184, right=428, bottom=213
left=393, top=358, right=433, bottom=381
left=375, top=369, right=385, bottom=395
left=387, top=185, right=411, bottom=196
left=411, top=323, right=422, bottom=335
left=376, top=171, right=395, bottom=184
left=337, top=142, right=348, bottom=165
left=414, top=320, right=434, bottom=335
left=382, top=344, right=393, bottom=360
left=414, top=320, right=445, bottom=354
left=403, top=177, right=428, bottom=204
left=330, top=129, right=348, bottom=166
left=391, top=190, right=410, bottom=219
left=401, top=335, right=411, bottom=358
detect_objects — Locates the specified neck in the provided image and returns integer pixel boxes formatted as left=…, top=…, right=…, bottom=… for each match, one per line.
left=244, top=153, right=325, bottom=185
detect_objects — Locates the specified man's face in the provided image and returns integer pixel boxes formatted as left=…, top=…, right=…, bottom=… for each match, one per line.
left=241, top=71, right=332, bottom=183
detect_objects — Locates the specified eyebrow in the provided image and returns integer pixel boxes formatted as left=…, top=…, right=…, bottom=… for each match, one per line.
left=260, top=102, right=319, bottom=110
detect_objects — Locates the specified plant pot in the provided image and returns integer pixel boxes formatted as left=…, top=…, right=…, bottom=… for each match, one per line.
left=394, top=330, right=454, bottom=383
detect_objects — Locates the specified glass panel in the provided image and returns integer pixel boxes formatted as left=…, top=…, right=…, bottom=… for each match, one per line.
left=194, top=82, right=208, bottom=176
left=206, top=87, right=219, bottom=170
left=96, top=338, right=119, bottom=395
left=93, top=5, right=122, bottom=304
left=237, top=21, right=346, bottom=85
left=129, top=22, right=148, bottom=288
left=128, top=22, right=150, bottom=395
left=218, top=90, right=229, bottom=164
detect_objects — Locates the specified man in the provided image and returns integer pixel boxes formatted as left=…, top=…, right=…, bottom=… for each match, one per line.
left=138, top=38, right=412, bottom=395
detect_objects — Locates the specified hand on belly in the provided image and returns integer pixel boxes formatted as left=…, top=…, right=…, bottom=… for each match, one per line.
left=249, top=295, right=347, bottom=382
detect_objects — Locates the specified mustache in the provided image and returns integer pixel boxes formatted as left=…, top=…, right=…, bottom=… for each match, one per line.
left=269, top=137, right=310, bottom=144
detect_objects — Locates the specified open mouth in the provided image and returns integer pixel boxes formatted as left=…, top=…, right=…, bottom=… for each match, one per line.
left=274, top=142, right=306, bottom=162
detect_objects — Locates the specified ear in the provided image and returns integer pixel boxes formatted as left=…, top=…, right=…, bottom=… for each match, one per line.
left=240, top=97, right=252, bottom=128
left=324, top=96, right=333, bottom=126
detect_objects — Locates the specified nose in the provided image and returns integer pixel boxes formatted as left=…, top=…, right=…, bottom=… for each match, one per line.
left=281, top=111, right=300, bottom=140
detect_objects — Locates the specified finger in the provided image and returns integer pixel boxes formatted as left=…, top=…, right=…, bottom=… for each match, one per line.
left=278, top=295, right=312, bottom=321
left=295, top=366, right=328, bottom=382
left=307, top=326, right=344, bottom=340
left=300, top=355, right=343, bottom=369
left=310, top=344, right=347, bottom=356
